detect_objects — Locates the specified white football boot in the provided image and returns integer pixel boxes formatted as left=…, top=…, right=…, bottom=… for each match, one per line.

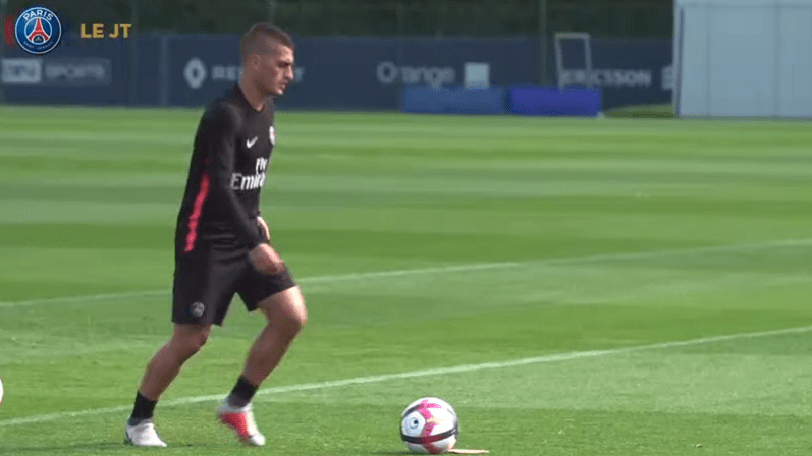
left=217, top=400, right=266, bottom=446
left=124, top=419, right=167, bottom=447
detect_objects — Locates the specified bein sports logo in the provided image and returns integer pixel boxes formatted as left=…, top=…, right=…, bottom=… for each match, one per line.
left=14, top=6, right=63, bottom=55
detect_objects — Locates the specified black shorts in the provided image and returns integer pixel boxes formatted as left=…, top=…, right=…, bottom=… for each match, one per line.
left=172, top=242, right=296, bottom=326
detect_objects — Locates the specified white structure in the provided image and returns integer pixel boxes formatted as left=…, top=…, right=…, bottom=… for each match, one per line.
left=554, top=33, right=593, bottom=89
left=464, top=62, right=491, bottom=88
left=673, top=0, right=812, bottom=117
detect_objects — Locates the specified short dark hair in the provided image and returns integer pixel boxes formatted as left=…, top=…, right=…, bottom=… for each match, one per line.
left=239, top=23, right=294, bottom=62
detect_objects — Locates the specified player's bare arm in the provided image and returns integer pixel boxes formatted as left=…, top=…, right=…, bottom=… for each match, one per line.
left=257, top=215, right=270, bottom=240
left=251, top=217, right=284, bottom=274
left=249, top=243, right=284, bottom=275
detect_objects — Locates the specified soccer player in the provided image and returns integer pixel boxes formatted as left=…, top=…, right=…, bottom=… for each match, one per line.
left=124, top=23, right=305, bottom=447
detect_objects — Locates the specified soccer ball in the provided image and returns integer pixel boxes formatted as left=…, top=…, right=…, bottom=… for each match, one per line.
left=400, top=397, right=458, bottom=454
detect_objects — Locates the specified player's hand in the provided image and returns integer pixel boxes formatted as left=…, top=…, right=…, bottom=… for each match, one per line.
left=249, top=243, right=284, bottom=275
left=257, top=216, right=270, bottom=240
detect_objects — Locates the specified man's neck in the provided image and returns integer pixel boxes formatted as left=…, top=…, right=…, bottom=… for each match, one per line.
left=237, top=79, right=266, bottom=112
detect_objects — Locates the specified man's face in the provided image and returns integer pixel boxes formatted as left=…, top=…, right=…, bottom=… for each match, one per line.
left=252, top=42, right=294, bottom=97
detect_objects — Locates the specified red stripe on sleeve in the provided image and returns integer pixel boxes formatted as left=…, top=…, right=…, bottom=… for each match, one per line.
left=184, top=172, right=211, bottom=252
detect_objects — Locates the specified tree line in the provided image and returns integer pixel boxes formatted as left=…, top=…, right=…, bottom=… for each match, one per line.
left=3, top=0, right=671, bottom=38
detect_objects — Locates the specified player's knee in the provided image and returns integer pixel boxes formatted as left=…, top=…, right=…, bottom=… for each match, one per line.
left=190, top=331, right=210, bottom=351
left=170, top=328, right=210, bottom=359
left=290, top=305, right=307, bottom=335
left=282, top=297, right=307, bottom=337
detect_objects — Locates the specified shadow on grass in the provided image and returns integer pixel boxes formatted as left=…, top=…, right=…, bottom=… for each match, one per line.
left=603, top=103, right=674, bottom=119
left=0, top=442, right=198, bottom=453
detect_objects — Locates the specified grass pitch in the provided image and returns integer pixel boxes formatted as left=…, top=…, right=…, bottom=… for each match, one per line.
left=0, top=107, right=810, bottom=455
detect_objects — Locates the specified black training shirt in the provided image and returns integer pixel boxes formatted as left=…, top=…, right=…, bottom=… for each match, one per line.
left=175, top=85, right=275, bottom=253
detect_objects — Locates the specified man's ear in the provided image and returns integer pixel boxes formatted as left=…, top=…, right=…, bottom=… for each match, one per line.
left=245, top=53, right=259, bottom=70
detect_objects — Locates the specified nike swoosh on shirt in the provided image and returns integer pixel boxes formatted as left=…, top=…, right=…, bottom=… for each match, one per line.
left=247, top=137, right=258, bottom=148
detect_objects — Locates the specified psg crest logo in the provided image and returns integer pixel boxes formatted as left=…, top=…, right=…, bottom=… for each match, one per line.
left=14, top=6, right=62, bottom=55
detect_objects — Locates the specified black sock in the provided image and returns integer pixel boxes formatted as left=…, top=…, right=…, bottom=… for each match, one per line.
left=128, top=391, right=157, bottom=425
left=227, top=376, right=258, bottom=408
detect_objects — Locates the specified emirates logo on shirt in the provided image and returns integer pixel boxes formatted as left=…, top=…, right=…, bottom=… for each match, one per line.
left=229, top=158, right=268, bottom=191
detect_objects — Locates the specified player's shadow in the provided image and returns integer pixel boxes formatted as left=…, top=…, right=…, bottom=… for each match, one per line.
left=0, top=442, right=196, bottom=453
left=0, top=443, right=124, bottom=453
left=370, top=452, right=415, bottom=455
